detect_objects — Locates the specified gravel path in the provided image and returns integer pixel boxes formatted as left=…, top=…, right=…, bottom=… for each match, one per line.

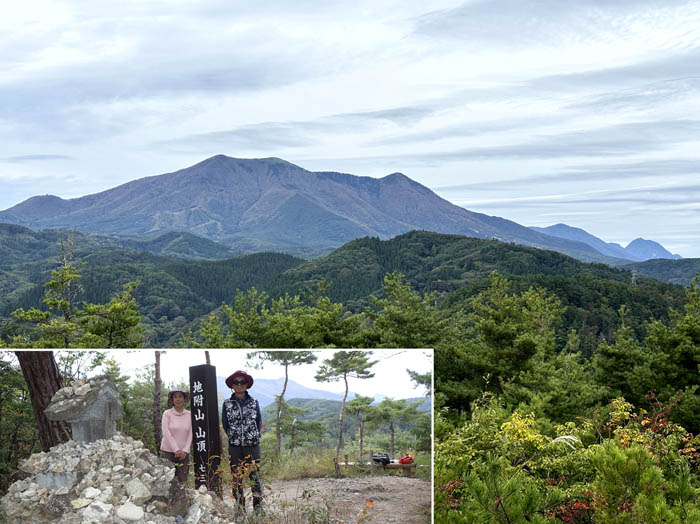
left=223, top=475, right=432, bottom=524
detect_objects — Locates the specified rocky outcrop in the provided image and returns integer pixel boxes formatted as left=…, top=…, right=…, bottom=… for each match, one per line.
left=1, top=433, right=234, bottom=523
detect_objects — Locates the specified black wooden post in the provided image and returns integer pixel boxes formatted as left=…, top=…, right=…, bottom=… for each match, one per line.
left=189, top=364, right=222, bottom=493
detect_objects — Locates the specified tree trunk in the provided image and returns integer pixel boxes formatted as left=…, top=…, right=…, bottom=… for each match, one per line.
left=7, top=427, right=19, bottom=465
left=15, top=351, right=69, bottom=451
left=205, top=351, right=211, bottom=365
left=154, top=351, right=162, bottom=455
left=359, top=420, right=364, bottom=461
left=335, top=373, right=349, bottom=460
left=390, top=422, right=395, bottom=460
left=275, top=364, right=289, bottom=461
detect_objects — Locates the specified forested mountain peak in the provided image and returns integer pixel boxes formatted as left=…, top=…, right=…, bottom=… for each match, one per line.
left=268, top=230, right=656, bottom=304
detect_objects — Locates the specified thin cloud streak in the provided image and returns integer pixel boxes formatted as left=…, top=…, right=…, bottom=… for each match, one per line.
left=1, top=154, right=72, bottom=163
left=153, top=105, right=436, bottom=153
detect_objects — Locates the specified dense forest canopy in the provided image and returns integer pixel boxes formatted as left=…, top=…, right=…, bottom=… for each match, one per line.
left=2, top=229, right=700, bottom=521
left=0, top=230, right=691, bottom=348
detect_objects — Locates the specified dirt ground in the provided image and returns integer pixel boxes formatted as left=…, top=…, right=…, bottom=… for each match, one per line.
left=225, top=475, right=432, bottom=524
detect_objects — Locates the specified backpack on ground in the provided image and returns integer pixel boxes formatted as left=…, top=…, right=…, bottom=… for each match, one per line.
left=371, top=453, right=390, bottom=465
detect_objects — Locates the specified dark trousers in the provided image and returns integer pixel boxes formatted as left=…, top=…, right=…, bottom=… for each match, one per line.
left=161, top=450, right=189, bottom=483
left=229, top=444, right=262, bottom=507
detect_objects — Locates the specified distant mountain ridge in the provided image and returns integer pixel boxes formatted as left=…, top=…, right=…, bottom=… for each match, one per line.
left=0, top=155, right=631, bottom=263
left=0, top=223, right=237, bottom=264
left=213, top=376, right=427, bottom=410
left=622, top=258, right=700, bottom=286
left=260, top=396, right=431, bottom=423
left=531, top=223, right=680, bottom=262
left=625, top=238, right=682, bottom=261
left=214, top=376, right=347, bottom=411
left=264, top=230, right=675, bottom=307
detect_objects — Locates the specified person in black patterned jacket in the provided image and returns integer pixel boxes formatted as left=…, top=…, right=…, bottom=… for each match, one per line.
left=222, top=369, right=263, bottom=514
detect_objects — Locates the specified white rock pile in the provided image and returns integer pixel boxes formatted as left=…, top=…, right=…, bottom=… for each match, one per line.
left=1, top=433, right=234, bottom=524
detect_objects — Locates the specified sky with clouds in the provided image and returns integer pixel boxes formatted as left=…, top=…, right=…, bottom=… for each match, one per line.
left=1, top=1, right=699, bottom=255
left=103, top=348, right=432, bottom=400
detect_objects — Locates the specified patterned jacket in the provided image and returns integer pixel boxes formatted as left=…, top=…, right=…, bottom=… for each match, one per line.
left=222, top=392, right=261, bottom=447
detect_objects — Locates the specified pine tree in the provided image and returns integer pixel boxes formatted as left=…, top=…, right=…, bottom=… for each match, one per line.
left=248, top=351, right=317, bottom=460
left=9, top=262, right=143, bottom=349
left=77, top=282, right=143, bottom=348
left=370, top=272, right=444, bottom=348
left=368, top=398, right=423, bottom=459
left=198, top=283, right=355, bottom=348
left=437, top=272, right=565, bottom=413
left=345, top=395, right=375, bottom=460
left=276, top=397, right=325, bottom=455
left=315, top=351, right=376, bottom=459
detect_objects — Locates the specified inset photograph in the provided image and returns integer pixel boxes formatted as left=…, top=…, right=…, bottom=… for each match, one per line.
left=0, top=349, right=432, bottom=523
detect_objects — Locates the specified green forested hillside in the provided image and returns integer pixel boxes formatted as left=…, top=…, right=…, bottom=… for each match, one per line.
left=0, top=230, right=687, bottom=348
left=267, top=231, right=685, bottom=355
left=268, top=230, right=664, bottom=302
left=0, top=224, right=240, bottom=316
left=1, top=248, right=304, bottom=345
left=0, top=223, right=236, bottom=263
left=624, top=257, right=700, bottom=285
left=260, top=398, right=429, bottom=447
left=262, top=398, right=347, bottom=433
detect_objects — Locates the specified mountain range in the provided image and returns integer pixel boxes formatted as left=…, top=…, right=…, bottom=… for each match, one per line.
left=214, top=376, right=346, bottom=408
left=530, top=224, right=680, bottom=261
left=211, top=376, right=430, bottom=412
left=0, top=154, right=677, bottom=264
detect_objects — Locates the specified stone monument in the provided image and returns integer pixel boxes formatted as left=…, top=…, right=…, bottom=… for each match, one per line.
left=45, top=375, right=122, bottom=442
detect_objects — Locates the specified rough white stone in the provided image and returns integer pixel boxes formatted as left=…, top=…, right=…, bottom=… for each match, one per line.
left=36, top=471, right=79, bottom=490
left=74, top=383, right=91, bottom=396
left=82, top=500, right=113, bottom=521
left=71, top=498, right=91, bottom=509
left=97, top=486, right=114, bottom=503
left=126, top=477, right=152, bottom=505
left=184, top=502, right=203, bottom=524
left=82, top=486, right=101, bottom=499
left=117, top=501, right=145, bottom=521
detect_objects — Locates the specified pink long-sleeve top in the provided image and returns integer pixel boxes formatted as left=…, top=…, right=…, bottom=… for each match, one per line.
left=160, top=408, right=192, bottom=454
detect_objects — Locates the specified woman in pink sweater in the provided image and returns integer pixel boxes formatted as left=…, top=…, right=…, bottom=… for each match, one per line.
left=161, top=387, right=192, bottom=483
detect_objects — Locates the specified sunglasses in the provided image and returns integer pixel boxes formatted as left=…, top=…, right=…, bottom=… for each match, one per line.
left=231, top=380, right=247, bottom=386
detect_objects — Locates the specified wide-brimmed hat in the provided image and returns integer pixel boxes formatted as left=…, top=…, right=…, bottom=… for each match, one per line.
left=167, top=387, right=191, bottom=406
left=225, top=370, right=254, bottom=389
